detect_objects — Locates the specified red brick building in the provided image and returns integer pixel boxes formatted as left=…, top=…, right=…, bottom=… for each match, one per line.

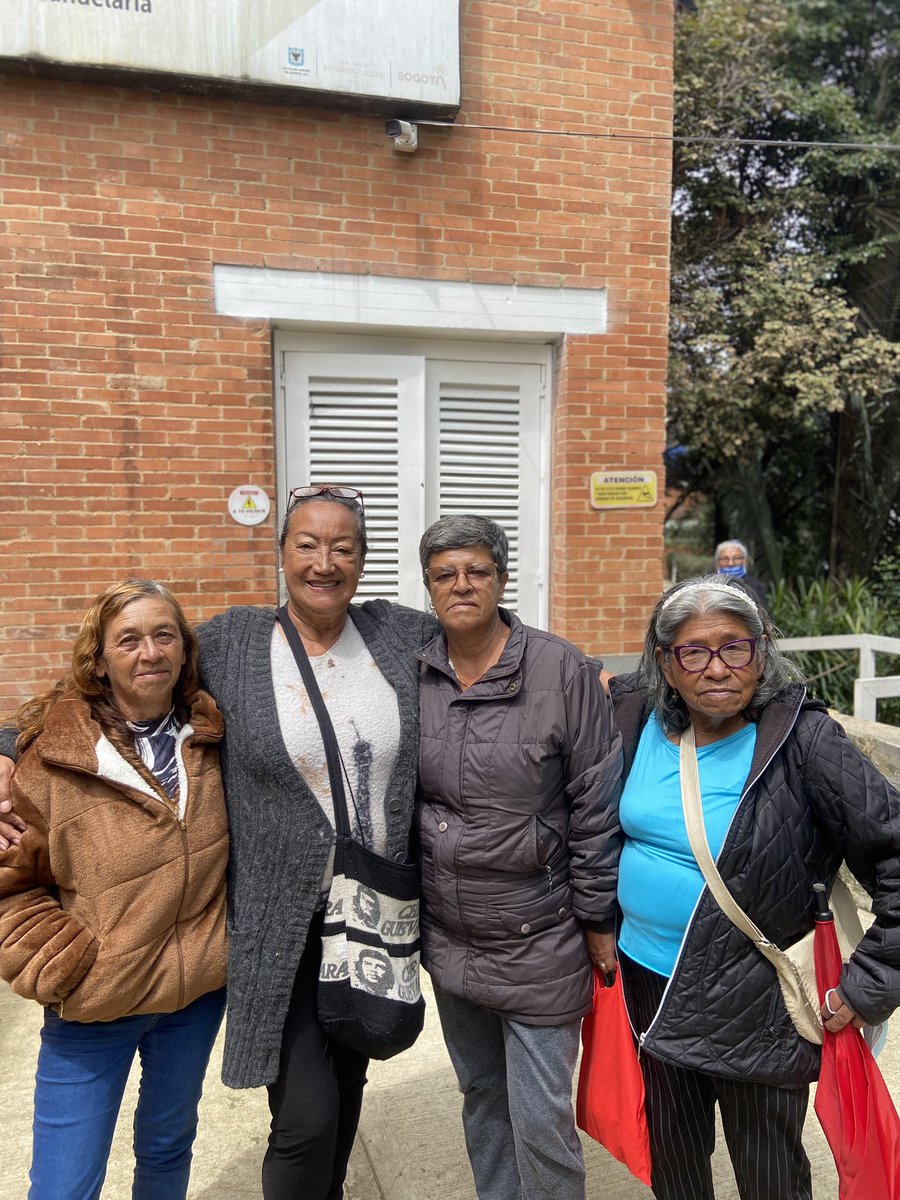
left=1, top=1, right=673, bottom=705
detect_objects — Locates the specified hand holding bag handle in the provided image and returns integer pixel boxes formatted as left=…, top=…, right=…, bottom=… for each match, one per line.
left=679, top=722, right=863, bottom=1045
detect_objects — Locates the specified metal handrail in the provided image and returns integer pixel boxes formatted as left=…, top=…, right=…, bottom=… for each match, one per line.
left=776, top=634, right=900, bottom=721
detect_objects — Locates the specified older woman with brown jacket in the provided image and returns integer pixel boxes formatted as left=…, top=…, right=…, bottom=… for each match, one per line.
left=0, top=579, right=227, bottom=1200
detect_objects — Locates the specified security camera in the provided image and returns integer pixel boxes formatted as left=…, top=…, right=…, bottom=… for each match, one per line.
left=385, top=119, right=418, bottom=153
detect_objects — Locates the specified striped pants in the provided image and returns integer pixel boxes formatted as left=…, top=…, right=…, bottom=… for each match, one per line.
left=620, top=953, right=812, bottom=1200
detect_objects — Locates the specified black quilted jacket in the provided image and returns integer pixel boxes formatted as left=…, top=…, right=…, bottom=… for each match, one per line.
left=610, top=675, right=900, bottom=1086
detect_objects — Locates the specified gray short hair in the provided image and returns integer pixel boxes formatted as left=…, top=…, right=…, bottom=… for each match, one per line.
left=638, top=574, right=801, bottom=732
left=418, top=514, right=509, bottom=578
left=714, top=539, right=750, bottom=567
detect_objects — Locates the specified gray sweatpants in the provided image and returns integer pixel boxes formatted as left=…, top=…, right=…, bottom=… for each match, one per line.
left=434, top=986, right=585, bottom=1200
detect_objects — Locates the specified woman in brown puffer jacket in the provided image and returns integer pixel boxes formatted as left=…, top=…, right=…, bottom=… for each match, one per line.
left=0, top=578, right=227, bottom=1200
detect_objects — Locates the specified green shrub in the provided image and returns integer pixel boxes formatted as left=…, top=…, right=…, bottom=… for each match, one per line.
left=768, top=577, right=900, bottom=725
left=870, top=555, right=900, bottom=619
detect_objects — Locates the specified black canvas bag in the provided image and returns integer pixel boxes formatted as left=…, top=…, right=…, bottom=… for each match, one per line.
left=277, top=606, right=425, bottom=1060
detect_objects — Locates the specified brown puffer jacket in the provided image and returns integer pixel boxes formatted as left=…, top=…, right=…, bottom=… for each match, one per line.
left=0, top=692, right=227, bottom=1022
left=415, top=611, right=623, bottom=1024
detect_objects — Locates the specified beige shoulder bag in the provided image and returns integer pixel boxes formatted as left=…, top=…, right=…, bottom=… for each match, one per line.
left=679, top=721, right=864, bottom=1045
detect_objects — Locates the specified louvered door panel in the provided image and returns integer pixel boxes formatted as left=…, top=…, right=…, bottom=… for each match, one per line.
left=426, top=360, right=543, bottom=616
left=282, top=355, right=425, bottom=602
left=436, top=385, right=522, bottom=606
left=282, top=347, right=545, bottom=620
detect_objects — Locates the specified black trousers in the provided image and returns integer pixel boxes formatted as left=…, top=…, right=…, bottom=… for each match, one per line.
left=620, top=952, right=812, bottom=1200
left=263, top=914, right=369, bottom=1200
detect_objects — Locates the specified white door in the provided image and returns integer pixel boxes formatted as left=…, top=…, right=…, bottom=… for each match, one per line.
left=279, top=340, right=548, bottom=623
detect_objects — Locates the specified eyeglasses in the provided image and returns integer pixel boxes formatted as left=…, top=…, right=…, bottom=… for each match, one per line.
left=289, top=485, right=364, bottom=509
left=672, top=638, right=758, bottom=673
left=425, top=563, right=499, bottom=589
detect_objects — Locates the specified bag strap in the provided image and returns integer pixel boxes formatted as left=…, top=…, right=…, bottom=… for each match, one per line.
left=678, top=722, right=794, bottom=977
left=276, top=605, right=355, bottom=840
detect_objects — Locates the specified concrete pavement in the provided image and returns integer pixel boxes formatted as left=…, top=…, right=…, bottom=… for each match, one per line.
left=4, top=969, right=879, bottom=1199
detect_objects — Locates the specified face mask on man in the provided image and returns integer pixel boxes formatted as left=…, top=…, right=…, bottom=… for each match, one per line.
left=718, top=564, right=747, bottom=579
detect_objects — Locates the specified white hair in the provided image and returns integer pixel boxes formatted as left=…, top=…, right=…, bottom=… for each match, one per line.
left=714, top=539, right=750, bottom=566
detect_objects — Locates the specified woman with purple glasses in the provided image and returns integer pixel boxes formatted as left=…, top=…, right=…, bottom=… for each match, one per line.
left=608, top=574, right=900, bottom=1200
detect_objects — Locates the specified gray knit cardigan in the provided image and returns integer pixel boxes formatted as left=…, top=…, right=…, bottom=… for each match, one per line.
left=197, top=601, right=435, bottom=1089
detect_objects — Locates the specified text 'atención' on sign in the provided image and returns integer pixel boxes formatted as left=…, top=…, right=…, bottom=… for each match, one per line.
left=589, top=471, right=658, bottom=510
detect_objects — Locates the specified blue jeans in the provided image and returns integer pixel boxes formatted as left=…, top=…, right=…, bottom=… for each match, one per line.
left=29, top=987, right=226, bottom=1200
left=434, top=986, right=585, bottom=1200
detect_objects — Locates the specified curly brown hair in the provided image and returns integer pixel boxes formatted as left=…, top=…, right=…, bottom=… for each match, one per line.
left=15, top=579, right=200, bottom=753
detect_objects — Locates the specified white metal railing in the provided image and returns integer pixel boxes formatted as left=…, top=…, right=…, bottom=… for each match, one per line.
left=776, top=634, right=900, bottom=722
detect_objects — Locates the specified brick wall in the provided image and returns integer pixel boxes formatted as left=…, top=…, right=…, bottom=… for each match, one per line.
left=0, top=0, right=673, bottom=707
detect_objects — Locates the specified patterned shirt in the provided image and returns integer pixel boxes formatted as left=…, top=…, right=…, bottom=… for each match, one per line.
left=128, top=707, right=182, bottom=799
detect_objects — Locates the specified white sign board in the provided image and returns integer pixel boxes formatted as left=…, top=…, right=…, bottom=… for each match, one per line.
left=2, top=1, right=461, bottom=115
left=228, top=485, right=271, bottom=526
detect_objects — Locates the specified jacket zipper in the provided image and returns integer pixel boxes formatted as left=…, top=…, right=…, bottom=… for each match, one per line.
left=176, top=817, right=190, bottom=1011
left=454, top=702, right=474, bottom=932
left=636, top=690, right=806, bottom=1050
left=174, top=734, right=192, bottom=1011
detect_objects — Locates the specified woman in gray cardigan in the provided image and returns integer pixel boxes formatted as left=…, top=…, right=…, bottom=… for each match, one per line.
left=199, top=487, right=434, bottom=1199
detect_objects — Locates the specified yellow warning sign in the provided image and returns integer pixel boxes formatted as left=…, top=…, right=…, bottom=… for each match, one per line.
left=590, top=471, right=658, bottom=510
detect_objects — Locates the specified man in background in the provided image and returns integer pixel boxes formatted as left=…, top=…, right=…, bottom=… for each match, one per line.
left=715, top=539, right=769, bottom=609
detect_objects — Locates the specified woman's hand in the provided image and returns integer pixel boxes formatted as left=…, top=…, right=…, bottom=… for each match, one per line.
left=584, top=929, right=617, bottom=985
left=0, top=757, right=25, bottom=849
left=821, top=987, right=865, bottom=1034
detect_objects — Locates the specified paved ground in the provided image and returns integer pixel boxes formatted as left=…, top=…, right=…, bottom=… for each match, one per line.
left=5, top=969, right=886, bottom=1199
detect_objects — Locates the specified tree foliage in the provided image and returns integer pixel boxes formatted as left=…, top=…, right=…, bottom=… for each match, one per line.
left=668, top=0, right=900, bottom=583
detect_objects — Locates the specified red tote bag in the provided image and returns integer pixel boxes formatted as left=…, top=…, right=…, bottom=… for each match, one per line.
left=576, top=968, right=652, bottom=1186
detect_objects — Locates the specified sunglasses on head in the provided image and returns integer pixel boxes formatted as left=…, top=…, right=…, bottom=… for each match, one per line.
left=288, top=485, right=364, bottom=510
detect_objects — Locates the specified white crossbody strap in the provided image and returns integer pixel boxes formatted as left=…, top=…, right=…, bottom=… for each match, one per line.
left=679, top=722, right=776, bottom=955
left=679, top=721, right=867, bottom=1045
left=679, top=722, right=862, bottom=981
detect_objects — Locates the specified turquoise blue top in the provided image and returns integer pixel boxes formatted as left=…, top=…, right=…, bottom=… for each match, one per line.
left=618, top=712, right=757, bottom=977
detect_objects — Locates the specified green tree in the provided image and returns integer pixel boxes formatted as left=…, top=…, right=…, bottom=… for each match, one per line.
left=669, top=0, right=900, bottom=583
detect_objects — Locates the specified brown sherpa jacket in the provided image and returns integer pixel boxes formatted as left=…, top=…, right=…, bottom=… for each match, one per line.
left=0, top=691, right=227, bottom=1022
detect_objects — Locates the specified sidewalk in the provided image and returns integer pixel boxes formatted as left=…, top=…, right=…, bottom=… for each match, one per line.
left=3, top=972, right=866, bottom=1199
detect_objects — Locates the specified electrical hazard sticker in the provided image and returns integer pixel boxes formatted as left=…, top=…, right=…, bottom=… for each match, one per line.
left=228, top=485, right=271, bottom=526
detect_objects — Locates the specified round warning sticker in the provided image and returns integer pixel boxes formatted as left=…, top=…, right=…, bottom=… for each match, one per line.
left=228, top=485, right=271, bottom=526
